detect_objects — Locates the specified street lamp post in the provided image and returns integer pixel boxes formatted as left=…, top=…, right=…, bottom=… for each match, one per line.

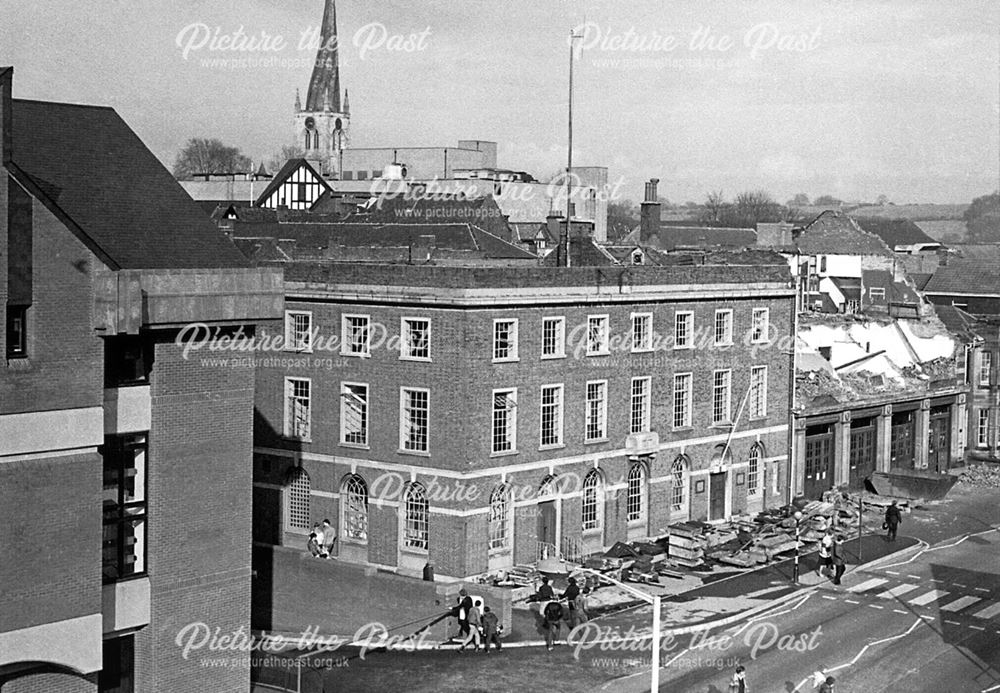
left=575, top=567, right=662, bottom=692
left=792, top=510, right=804, bottom=583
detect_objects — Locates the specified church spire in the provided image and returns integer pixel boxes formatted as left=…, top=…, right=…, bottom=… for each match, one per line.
left=305, top=0, right=341, bottom=112
left=294, top=88, right=301, bottom=111
left=343, top=88, right=350, bottom=115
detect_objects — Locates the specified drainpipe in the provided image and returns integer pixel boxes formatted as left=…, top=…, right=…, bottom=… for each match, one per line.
left=787, top=273, right=800, bottom=505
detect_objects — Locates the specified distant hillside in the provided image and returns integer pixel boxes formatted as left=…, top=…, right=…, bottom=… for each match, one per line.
left=847, top=204, right=968, bottom=220
left=915, top=220, right=968, bottom=243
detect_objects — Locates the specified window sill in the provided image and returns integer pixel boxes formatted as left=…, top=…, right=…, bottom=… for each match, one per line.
left=6, top=356, right=33, bottom=370
left=584, top=437, right=610, bottom=445
left=284, top=348, right=314, bottom=355
left=672, top=425, right=693, bottom=432
left=586, top=350, right=611, bottom=357
left=539, top=443, right=566, bottom=451
left=341, top=351, right=372, bottom=358
left=102, top=572, right=148, bottom=586
left=540, top=353, right=567, bottom=360
left=492, top=357, right=520, bottom=364
left=400, top=356, right=432, bottom=363
left=488, top=547, right=512, bottom=556
left=714, top=341, right=734, bottom=348
left=673, top=345, right=694, bottom=351
left=750, top=339, right=771, bottom=346
left=582, top=528, right=603, bottom=536
left=340, top=441, right=370, bottom=450
left=282, top=435, right=312, bottom=444
left=627, top=518, right=647, bottom=527
left=631, top=347, right=654, bottom=354
left=397, top=449, right=431, bottom=457
left=490, top=449, right=519, bottom=458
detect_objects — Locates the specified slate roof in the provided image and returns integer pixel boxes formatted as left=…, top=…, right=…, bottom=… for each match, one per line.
left=541, top=236, right=620, bottom=266
left=932, top=303, right=982, bottom=342
left=854, top=217, right=941, bottom=249
left=797, top=211, right=891, bottom=256
left=359, top=195, right=514, bottom=242
left=924, top=259, right=1000, bottom=296
left=229, top=221, right=536, bottom=261
left=640, top=225, right=757, bottom=250
left=9, top=99, right=248, bottom=269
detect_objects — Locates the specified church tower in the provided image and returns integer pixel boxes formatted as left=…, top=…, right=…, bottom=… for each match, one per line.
left=294, top=0, right=349, bottom=176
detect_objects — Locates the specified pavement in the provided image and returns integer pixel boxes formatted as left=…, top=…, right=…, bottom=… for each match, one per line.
left=495, top=532, right=921, bottom=648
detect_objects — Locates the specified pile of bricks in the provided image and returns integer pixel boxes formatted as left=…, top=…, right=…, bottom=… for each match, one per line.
left=958, top=464, right=1000, bottom=488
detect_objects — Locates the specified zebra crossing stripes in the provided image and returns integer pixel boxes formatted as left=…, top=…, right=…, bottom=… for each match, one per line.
left=972, top=602, right=1000, bottom=620
left=877, top=584, right=920, bottom=599
left=909, top=590, right=950, bottom=606
left=940, top=596, right=983, bottom=612
left=847, top=578, right=889, bottom=593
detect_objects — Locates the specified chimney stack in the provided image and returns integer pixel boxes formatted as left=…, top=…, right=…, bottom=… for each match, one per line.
left=1, top=67, right=12, bottom=164
left=640, top=178, right=661, bottom=244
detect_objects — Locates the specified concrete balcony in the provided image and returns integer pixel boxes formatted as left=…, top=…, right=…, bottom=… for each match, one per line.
left=104, top=385, right=151, bottom=435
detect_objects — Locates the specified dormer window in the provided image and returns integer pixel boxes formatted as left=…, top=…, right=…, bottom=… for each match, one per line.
left=632, top=251, right=644, bottom=265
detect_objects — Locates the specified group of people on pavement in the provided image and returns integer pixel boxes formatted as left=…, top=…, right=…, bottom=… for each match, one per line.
left=729, top=665, right=837, bottom=692
left=817, top=527, right=847, bottom=585
left=306, top=519, right=335, bottom=558
left=453, top=588, right=503, bottom=653
left=537, top=576, right=591, bottom=651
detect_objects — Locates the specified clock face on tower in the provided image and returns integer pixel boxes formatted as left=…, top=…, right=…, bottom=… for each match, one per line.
left=305, top=117, right=315, bottom=129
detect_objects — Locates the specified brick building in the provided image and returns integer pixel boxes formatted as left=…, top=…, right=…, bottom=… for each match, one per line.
left=251, top=257, right=797, bottom=580
left=0, top=68, right=283, bottom=692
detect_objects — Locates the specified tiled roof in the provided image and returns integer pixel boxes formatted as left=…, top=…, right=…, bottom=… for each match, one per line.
left=642, top=225, right=757, bottom=250
left=797, top=211, right=891, bottom=256
left=932, top=303, right=981, bottom=341
left=854, top=217, right=941, bottom=249
left=359, top=195, right=514, bottom=242
left=229, top=220, right=535, bottom=261
left=924, top=258, right=1000, bottom=296
left=10, top=99, right=248, bottom=269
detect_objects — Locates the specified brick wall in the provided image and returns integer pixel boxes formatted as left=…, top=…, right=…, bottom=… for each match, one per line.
left=0, top=453, right=101, bottom=632
left=138, top=335, right=256, bottom=692
left=0, top=194, right=103, bottom=415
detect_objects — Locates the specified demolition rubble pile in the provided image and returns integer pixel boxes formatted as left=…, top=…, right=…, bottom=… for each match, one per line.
left=958, top=464, right=1000, bottom=489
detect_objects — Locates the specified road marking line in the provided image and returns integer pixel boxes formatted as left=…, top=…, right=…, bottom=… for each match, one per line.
left=868, top=604, right=884, bottom=610
left=969, top=625, right=985, bottom=631
left=908, top=574, right=922, bottom=580
left=945, top=619, right=960, bottom=625
left=941, top=596, right=983, bottom=612
left=822, top=595, right=838, bottom=600
left=893, top=609, right=907, bottom=614
left=909, top=590, right=950, bottom=606
left=848, top=577, right=890, bottom=593
left=886, top=570, right=900, bottom=575
left=845, top=599, right=860, bottom=604
left=972, top=602, right=1000, bottom=620
left=878, top=584, right=920, bottom=599
left=952, top=583, right=967, bottom=588
left=745, top=585, right=792, bottom=598
left=974, top=587, right=992, bottom=593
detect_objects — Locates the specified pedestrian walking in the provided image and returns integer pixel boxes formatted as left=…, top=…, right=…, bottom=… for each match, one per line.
left=574, top=588, right=590, bottom=625
left=543, top=599, right=563, bottom=651
left=481, top=606, right=502, bottom=653
left=728, top=664, right=748, bottom=692
left=817, top=529, right=834, bottom=578
left=321, top=518, right=335, bottom=557
left=563, top=577, right=581, bottom=628
left=455, top=588, right=473, bottom=641
left=458, top=600, right=482, bottom=652
left=830, top=536, right=846, bottom=585
left=818, top=675, right=836, bottom=692
left=884, top=501, right=901, bottom=541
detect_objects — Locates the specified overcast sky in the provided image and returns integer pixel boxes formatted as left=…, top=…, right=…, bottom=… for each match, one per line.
left=2, top=0, right=998, bottom=204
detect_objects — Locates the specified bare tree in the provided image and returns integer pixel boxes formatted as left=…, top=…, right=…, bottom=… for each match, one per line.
left=267, top=145, right=306, bottom=173
left=172, top=138, right=252, bottom=180
left=702, top=190, right=727, bottom=225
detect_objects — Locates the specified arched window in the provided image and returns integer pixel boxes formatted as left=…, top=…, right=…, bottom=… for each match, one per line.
left=403, top=483, right=428, bottom=551
left=342, top=474, right=368, bottom=542
left=748, top=444, right=764, bottom=496
left=670, top=456, right=688, bottom=512
left=626, top=463, right=647, bottom=523
left=303, top=131, right=311, bottom=150
left=488, top=485, right=511, bottom=552
left=286, top=467, right=311, bottom=530
left=538, top=474, right=557, bottom=499
left=582, top=469, right=603, bottom=531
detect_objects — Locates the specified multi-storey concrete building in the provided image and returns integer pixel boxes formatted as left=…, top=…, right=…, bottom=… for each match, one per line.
left=0, top=68, right=283, bottom=692
left=251, top=257, right=797, bottom=580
